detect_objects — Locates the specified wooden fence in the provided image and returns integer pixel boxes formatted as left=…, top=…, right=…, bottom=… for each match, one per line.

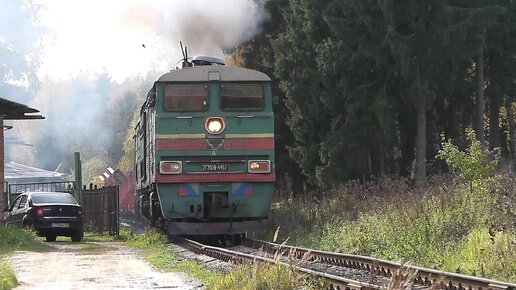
left=82, top=185, right=119, bottom=236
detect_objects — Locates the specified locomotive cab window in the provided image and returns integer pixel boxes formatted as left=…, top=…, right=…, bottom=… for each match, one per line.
left=220, top=83, right=264, bottom=111
left=164, top=84, right=208, bottom=111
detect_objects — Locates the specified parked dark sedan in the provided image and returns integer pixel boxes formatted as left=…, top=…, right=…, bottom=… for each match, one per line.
left=4, top=191, right=84, bottom=242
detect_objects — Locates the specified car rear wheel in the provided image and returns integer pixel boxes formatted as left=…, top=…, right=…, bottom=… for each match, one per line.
left=71, top=232, right=83, bottom=242
left=45, top=235, right=57, bottom=242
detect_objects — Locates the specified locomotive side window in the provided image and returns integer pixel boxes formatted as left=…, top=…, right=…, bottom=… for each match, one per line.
left=164, top=84, right=208, bottom=111
left=220, top=83, right=264, bottom=111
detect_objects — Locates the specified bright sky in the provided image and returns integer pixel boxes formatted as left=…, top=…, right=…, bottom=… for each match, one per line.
left=35, top=1, right=178, bottom=83
left=33, top=0, right=264, bottom=83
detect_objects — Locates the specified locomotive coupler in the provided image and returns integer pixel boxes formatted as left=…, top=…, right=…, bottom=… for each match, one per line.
left=229, top=202, right=237, bottom=230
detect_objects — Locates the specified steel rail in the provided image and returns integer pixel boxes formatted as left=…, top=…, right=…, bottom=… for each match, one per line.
left=247, top=239, right=516, bottom=290
left=178, top=237, right=385, bottom=290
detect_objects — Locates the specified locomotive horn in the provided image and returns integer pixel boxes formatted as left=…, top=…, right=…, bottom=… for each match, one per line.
left=180, top=41, right=191, bottom=68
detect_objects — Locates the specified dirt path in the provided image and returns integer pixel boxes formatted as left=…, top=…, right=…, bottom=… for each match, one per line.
left=6, top=241, right=204, bottom=290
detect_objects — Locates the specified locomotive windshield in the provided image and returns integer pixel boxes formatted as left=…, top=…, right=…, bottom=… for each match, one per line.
left=220, top=83, right=264, bottom=111
left=164, top=84, right=208, bottom=111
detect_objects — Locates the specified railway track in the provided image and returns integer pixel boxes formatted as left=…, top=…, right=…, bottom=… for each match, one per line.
left=119, top=219, right=515, bottom=289
left=174, top=237, right=516, bottom=290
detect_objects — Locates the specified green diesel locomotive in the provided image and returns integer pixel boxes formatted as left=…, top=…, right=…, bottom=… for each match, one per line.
left=134, top=55, right=275, bottom=237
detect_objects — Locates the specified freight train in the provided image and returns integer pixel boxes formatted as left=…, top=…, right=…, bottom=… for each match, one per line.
left=134, top=53, right=275, bottom=237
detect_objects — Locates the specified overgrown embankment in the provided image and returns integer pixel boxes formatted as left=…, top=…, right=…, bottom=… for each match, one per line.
left=266, top=129, right=516, bottom=283
left=267, top=173, right=515, bottom=281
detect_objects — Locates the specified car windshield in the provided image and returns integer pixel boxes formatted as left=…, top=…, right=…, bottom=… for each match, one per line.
left=31, top=193, right=77, bottom=204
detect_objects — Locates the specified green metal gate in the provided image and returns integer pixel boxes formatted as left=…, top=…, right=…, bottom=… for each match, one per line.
left=6, top=181, right=74, bottom=208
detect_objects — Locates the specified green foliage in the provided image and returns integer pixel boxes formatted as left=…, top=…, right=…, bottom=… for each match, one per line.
left=126, top=229, right=167, bottom=247
left=273, top=0, right=332, bottom=187
left=326, top=191, right=489, bottom=267
left=118, top=112, right=139, bottom=173
left=437, top=128, right=499, bottom=188
left=82, top=157, right=109, bottom=187
left=0, top=225, right=45, bottom=254
left=273, top=0, right=402, bottom=186
left=261, top=0, right=516, bottom=187
left=266, top=173, right=516, bottom=282
left=442, top=228, right=516, bottom=279
left=0, top=260, right=17, bottom=290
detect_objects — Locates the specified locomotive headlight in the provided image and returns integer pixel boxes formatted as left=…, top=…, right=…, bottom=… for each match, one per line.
left=205, top=117, right=225, bottom=135
left=208, top=120, right=222, bottom=132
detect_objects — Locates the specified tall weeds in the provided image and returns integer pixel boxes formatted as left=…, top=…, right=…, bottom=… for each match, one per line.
left=265, top=172, right=516, bottom=282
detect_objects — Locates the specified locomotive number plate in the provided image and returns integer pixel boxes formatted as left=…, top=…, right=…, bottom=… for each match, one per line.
left=201, top=163, right=228, bottom=172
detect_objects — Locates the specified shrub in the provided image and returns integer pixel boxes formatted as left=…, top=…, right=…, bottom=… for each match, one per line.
left=437, top=128, right=499, bottom=192
left=0, top=260, right=17, bottom=290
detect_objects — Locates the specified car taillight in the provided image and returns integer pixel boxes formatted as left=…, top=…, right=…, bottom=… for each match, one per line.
left=35, top=206, right=43, bottom=217
left=77, top=207, right=83, bottom=216
left=248, top=160, right=271, bottom=173
left=160, top=161, right=182, bottom=174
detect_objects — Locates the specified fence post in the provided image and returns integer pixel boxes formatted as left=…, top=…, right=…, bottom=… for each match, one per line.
left=74, top=152, right=83, bottom=204
left=2, top=182, right=8, bottom=211
left=116, top=185, right=120, bottom=236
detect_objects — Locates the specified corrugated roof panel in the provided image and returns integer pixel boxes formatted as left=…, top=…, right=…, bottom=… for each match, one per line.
left=5, top=162, right=68, bottom=182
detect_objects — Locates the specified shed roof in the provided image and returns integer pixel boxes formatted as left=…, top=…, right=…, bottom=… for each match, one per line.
left=5, top=162, right=68, bottom=183
left=0, top=97, right=44, bottom=120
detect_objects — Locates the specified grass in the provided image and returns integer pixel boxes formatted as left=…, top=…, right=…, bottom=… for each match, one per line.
left=124, top=228, right=327, bottom=289
left=208, top=262, right=324, bottom=290
left=0, top=225, right=48, bottom=290
left=264, top=172, right=516, bottom=283
left=0, top=260, right=16, bottom=290
left=125, top=229, right=219, bottom=285
left=123, top=229, right=328, bottom=289
left=0, top=225, right=48, bottom=254
left=209, top=245, right=325, bottom=290
left=83, top=226, right=132, bottom=242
